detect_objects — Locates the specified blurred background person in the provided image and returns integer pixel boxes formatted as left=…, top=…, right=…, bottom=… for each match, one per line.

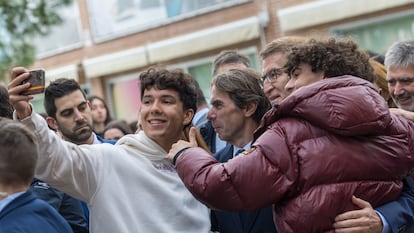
left=88, top=95, right=113, bottom=137
left=103, top=119, right=133, bottom=140
left=192, top=79, right=209, bottom=129
left=370, top=58, right=396, bottom=108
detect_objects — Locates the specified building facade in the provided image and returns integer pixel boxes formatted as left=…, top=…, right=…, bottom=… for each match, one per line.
left=30, top=0, right=414, bottom=122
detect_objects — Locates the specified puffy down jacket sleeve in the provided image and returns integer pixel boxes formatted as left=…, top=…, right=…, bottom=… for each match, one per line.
left=175, top=124, right=298, bottom=212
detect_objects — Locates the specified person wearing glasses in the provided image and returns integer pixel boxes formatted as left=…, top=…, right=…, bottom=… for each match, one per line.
left=167, top=37, right=414, bottom=233
left=261, top=36, right=307, bottom=106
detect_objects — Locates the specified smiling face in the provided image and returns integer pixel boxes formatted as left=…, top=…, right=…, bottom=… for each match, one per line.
left=49, top=90, right=94, bottom=144
left=387, top=65, right=414, bottom=111
left=140, top=87, right=194, bottom=151
left=262, top=51, right=290, bottom=105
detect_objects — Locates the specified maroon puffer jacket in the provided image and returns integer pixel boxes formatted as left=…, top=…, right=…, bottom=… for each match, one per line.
left=175, top=76, right=414, bottom=233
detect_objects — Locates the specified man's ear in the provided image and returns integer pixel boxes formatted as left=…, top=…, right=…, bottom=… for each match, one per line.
left=183, top=108, right=195, bottom=126
left=243, top=102, right=258, bottom=118
left=46, top=116, right=58, bottom=131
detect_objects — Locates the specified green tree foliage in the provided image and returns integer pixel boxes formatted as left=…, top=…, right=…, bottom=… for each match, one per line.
left=0, top=0, right=72, bottom=82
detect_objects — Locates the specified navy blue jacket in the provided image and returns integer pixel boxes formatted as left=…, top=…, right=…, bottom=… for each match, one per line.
left=31, top=179, right=88, bottom=233
left=212, top=144, right=277, bottom=233
left=0, top=190, right=72, bottom=233
left=199, top=120, right=228, bottom=153
left=200, top=121, right=218, bottom=153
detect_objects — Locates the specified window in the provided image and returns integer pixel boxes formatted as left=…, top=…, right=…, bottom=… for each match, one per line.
left=33, top=1, right=82, bottom=58
left=173, top=47, right=258, bottom=103
left=88, top=0, right=249, bottom=42
left=332, top=12, right=414, bottom=54
left=107, top=73, right=140, bottom=123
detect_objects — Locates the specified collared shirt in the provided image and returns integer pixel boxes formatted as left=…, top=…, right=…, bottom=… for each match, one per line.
left=0, top=191, right=25, bottom=213
left=92, top=132, right=103, bottom=144
left=232, top=141, right=252, bottom=158
left=192, top=107, right=209, bottom=128
left=377, top=211, right=390, bottom=233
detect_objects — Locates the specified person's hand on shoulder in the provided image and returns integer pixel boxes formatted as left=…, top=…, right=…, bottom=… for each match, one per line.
left=168, top=126, right=198, bottom=163
left=8, top=67, right=34, bottom=119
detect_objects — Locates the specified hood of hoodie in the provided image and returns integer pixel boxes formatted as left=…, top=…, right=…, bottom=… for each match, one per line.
left=116, top=130, right=169, bottom=163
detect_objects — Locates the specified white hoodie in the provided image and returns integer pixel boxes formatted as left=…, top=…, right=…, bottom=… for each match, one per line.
left=20, top=112, right=210, bottom=233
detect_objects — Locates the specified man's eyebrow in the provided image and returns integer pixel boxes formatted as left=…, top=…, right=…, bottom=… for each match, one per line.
left=210, top=99, right=222, bottom=105
left=386, top=76, right=414, bottom=81
left=78, top=101, right=87, bottom=106
left=160, top=94, right=176, bottom=98
left=59, top=107, right=73, bottom=115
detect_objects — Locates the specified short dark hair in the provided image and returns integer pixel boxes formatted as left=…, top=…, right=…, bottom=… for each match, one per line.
left=0, top=85, right=13, bottom=119
left=103, top=120, right=133, bottom=136
left=284, top=37, right=375, bottom=83
left=212, top=50, right=251, bottom=76
left=139, top=68, right=197, bottom=114
left=212, top=68, right=271, bottom=123
left=0, top=119, right=37, bottom=186
left=44, top=78, right=87, bottom=119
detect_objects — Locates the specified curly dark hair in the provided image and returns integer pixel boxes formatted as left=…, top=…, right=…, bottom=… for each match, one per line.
left=284, top=38, right=375, bottom=83
left=139, top=68, right=197, bottom=114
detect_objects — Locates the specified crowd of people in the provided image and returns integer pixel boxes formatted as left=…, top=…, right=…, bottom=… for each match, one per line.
left=1, top=36, right=414, bottom=233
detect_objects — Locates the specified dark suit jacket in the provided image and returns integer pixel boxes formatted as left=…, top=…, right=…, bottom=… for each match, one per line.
left=0, top=190, right=73, bottom=233
left=376, top=177, right=414, bottom=233
left=200, top=120, right=218, bottom=153
left=211, top=144, right=278, bottom=233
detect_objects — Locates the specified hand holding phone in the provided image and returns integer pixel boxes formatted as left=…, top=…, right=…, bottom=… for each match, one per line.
left=21, top=69, right=45, bottom=95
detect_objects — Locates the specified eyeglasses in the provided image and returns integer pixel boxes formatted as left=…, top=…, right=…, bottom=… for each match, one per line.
left=261, top=68, right=284, bottom=83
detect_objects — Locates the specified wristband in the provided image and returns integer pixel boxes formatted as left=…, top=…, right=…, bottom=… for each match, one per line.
left=172, top=147, right=190, bottom=165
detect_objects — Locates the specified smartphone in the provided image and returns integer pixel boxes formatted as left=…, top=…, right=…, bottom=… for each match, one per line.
left=21, top=69, right=46, bottom=95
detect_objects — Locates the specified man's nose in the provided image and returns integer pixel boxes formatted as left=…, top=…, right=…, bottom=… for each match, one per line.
left=150, top=100, right=162, bottom=113
left=74, top=109, right=84, bottom=121
left=284, top=78, right=294, bottom=94
left=207, top=109, right=215, bottom=120
left=393, top=82, right=405, bottom=96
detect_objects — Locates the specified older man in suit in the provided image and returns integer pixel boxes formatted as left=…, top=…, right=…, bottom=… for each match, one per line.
left=207, top=68, right=276, bottom=233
